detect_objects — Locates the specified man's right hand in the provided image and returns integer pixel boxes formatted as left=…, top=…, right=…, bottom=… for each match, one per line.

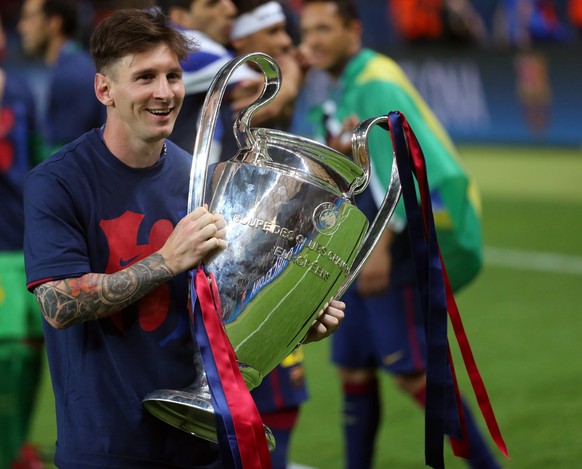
left=158, top=206, right=227, bottom=274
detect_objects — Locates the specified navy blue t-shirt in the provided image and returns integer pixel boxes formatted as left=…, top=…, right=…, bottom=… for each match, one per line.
left=24, top=129, right=220, bottom=468
left=44, top=42, right=105, bottom=149
left=0, top=71, right=37, bottom=251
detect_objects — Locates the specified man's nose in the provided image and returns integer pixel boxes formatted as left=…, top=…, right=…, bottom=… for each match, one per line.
left=222, top=0, right=237, bottom=17
left=154, top=77, right=173, bottom=99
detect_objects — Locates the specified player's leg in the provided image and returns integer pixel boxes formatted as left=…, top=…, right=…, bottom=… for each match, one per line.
left=251, top=350, right=308, bottom=468
left=0, top=340, right=43, bottom=468
left=333, top=287, right=381, bottom=469
left=0, top=253, right=44, bottom=468
left=260, top=407, right=301, bottom=469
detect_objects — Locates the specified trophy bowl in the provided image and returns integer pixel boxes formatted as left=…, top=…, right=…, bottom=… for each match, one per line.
left=143, top=53, right=401, bottom=447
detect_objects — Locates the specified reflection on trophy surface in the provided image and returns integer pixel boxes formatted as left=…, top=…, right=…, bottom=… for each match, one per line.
left=142, top=53, right=401, bottom=448
left=208, top=151, right=363, bottom=386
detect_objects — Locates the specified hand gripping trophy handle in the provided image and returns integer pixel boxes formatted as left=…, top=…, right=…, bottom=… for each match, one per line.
left=143, top=52, right=402, bottom=448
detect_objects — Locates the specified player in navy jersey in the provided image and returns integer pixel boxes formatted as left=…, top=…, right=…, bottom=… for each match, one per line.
left=18, top=0, right=105, bottom=158
left=23, top=8, right=344, bottom=468
left=0, top=12, right=45, bottom=468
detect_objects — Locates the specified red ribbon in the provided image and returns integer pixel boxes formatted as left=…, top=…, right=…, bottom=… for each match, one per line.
left=194, top=268, right=272, bottom=468
left=400, top=116, right=509, bottom=461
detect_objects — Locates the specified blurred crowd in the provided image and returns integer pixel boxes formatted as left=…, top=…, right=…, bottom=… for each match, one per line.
left=2, top=0, right=582, bottom=58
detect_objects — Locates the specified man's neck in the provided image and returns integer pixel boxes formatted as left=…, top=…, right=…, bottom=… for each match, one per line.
left=102, top=123, right=165, bottom=169
left=329, top=45, right=361, bottom=80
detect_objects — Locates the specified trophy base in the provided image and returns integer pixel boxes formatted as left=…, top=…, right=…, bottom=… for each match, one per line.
left=142, top=388, right=276, bottom=452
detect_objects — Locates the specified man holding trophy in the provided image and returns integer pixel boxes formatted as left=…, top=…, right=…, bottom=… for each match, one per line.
left=23, top=8, right=344, bottom=468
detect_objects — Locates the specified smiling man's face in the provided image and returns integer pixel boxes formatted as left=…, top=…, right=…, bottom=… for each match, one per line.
left=300, top=1, right=361, bottom=78
left=98, top=43, right=185, bottom=145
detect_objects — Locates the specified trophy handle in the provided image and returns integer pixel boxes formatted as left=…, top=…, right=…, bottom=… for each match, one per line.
left=188, top=52, right=281, bottom=212
left=335, top=115, right=402, bottom=298
left=232, top=56, right=281, bottom=151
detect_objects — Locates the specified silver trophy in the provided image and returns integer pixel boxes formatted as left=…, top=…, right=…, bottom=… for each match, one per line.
left=143, top=53, right=401, bottom=446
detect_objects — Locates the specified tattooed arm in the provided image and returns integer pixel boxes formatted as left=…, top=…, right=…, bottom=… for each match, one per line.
left=34, top=253, right=174, bottom=329
left=34, top=207, right=228, bottom=330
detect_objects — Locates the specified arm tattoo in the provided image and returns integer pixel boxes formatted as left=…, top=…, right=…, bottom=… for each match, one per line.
left=34, top=253, right=174, bottom=329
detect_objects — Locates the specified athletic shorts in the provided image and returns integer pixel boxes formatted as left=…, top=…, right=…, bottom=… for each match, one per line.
left=251, top=347, right=308, bottom=414
left=332, top=281, right=427, bottom=375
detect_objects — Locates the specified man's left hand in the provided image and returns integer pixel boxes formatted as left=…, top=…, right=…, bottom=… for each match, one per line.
left=303, top=299, right=345, bottom=344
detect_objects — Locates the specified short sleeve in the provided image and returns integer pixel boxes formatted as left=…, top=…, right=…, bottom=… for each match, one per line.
left=24, top=167, right=90, bottom=288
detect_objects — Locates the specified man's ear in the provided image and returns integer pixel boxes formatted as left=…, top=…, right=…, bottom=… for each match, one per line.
left=47, top=14, right=64, bottom=37
left=94, top=73, right=114, bottom=106
left=348, top=19, right=363, bottom=40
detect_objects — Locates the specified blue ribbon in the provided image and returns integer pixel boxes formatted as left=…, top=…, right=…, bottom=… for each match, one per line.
left=189, top=269, right=242, bottom=469
left=387, top=111, right=461, bottom=469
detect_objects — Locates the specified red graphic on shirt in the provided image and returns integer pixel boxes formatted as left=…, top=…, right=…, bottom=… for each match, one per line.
left=0, top=108, right=16, bottom=172
left=100, top=211, right=174, bottom=332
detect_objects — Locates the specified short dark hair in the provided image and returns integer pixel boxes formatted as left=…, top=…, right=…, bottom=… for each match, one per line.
left=42, top=0, right=78, bottom=38
left=90, top=8, right=195, bottom=73
left=155, top=0, right=193, bottom=16
left=301, top=0, right=359, bottom=22
left=232, top=0, right=265, bottom=16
